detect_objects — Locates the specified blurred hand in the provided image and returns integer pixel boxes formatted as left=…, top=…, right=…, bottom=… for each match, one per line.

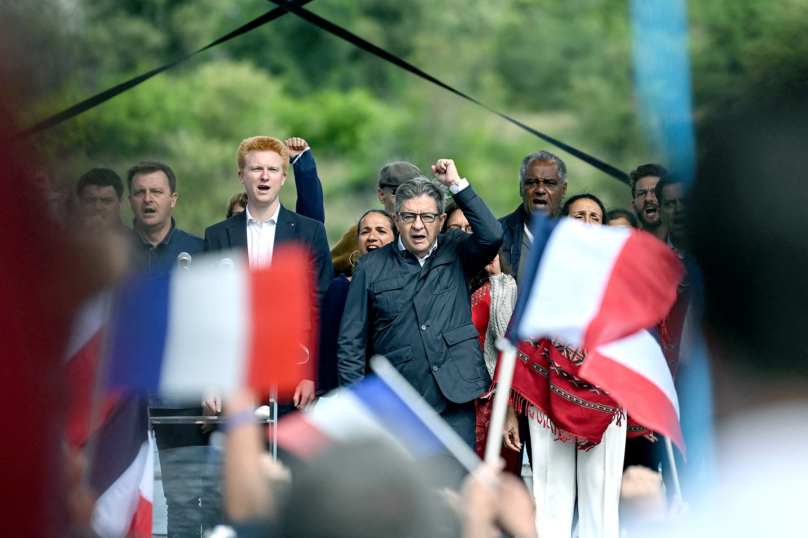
left=462, top=465, right=499, bottom=538
left=643, top=433, right=658, bottom=442
left=293, top=380, right=316, bottom=409
left=285, top=137, right=309, bottom=157
left=484, top=255, right=501, bottom=276
left=462, top=463, right=536, bottom=538
left=202, top=388, right=222, bottom=433
left=432, top=159, right=461, bottom=187
left=223, top=390, right=255, bottom=417
left=620, top=465, right=666, bottom=525
left=503, top=404, right=522, bottom=452
left=495, top=472, right=536, bottom=537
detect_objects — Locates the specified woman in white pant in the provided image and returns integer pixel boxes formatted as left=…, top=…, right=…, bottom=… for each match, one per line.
left=502, top=338, right=626, bottom=538
left=501, top=194, right=626, bottom=538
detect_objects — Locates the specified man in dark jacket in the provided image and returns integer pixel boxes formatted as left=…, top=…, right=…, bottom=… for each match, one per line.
left=204, top=135, right=333, bottom=411
left=499, top=150, right=568, bottom=283
left=337, top=159, right=503, bottom=449
left=127, top=161, right=205, bottom=280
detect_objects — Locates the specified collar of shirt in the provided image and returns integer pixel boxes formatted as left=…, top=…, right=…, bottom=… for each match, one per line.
left=523, top=223, right=534, bottom=245
left=245, top=203, right=281, bottom=268
left=245, top=203, right=281, bottom=226
left=398, top=235, right=439, bottom=267
left=133, top=217, right=177, bottom=248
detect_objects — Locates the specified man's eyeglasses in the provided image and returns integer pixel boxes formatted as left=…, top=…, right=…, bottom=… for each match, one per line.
left=398, top=212, right=439, bottom=224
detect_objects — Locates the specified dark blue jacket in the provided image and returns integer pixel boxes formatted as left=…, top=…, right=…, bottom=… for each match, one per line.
left=499, top=205, right=527, bottom=282
left=131, top=218, right=204, bottom=280
left=337, top=186, right=503, bottom=412
left=318, top=274, right=352, bottom=394
left=290, top=150, right=325, bottom=224
left=202, top=206, right=334, bottom=302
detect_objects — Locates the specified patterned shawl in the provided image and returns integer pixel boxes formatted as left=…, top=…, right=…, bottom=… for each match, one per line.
left=501, top=337, right=622, bottom=450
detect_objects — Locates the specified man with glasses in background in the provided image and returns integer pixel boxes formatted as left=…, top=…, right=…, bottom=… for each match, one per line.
left=337, top=159, right=502, bottom=480
left=629, top=163, right=669, bottom=242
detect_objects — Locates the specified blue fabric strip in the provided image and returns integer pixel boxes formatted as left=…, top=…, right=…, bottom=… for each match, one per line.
left=509, top=213, right=559, bottom=343
left=352, top=376, right=446, bottom=456
left=105, top=274, right=171, bottom=392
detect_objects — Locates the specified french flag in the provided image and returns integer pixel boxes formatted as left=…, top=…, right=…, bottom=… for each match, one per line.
left=512, top=215, right=683, bottom=349
left=278, top=357, right=480, bottom=473
left=582, top=330, right=684, bottom=452
left=510, top=214, right=685, bottom=451
left=88, top=393, right=154, bottom=538
left=104, top=247, right=313, bottom=399
left=64, top=295, right=154, bottom=537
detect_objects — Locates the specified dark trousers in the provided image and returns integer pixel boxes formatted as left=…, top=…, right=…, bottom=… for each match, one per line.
left=151, top=407, right=222, bottom=538
left=423, top=400, right=476, bottom=490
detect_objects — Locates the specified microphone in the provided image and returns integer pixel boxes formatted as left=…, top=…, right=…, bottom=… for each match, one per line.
left=177, top=252, right=192, bottom=271
left=219, top=258, right=234, bottom=271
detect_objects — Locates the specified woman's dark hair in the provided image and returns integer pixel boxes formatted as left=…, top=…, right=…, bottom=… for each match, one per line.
left=606, top=208, right=638, bottom=228
left=356, top=209, right=398, bottom=240
left=560, top=193, right=609, bottom=224
left=441, top=199, right=462, bottom=233
left=470, top=248, right=515, bottom=293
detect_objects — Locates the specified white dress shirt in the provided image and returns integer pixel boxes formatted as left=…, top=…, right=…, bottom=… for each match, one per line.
left=523, top=223, right=534, bottom=245
left=245, top=204, right=281, bottom=268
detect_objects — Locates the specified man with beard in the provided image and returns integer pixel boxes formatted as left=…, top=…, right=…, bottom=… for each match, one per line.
left=500, top=151, right=568, bottom=283
left=629, top=164, right=668, bottom=242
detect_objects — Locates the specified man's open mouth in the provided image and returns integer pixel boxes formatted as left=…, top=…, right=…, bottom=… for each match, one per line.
left=410, top=233, right=426, bottom=242
left=532, top=199, right=548, bottom=208
left=257, top=185, right=270, bottom=192
left=143, top=207, right=156, bottom=215
left=366, top=245, right=378, bottom=251
left=643, top=206, right=658, bottom=216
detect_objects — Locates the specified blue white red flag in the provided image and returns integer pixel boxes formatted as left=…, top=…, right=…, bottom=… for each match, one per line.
left=277, top=357, right=480, bottom=472
left=511, top=215, right=683, bottom=349
left=582, top=330, right=684, bottom=452
left=87, top=392, right=154, bottom=538
left=510, top=214, right=686, bottom=451
left=104, top=247, right=313, bottom=399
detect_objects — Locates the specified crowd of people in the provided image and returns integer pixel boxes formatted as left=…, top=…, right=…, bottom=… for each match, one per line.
left=44, top=68, right=808, bottom=538
left=61, top=128, right=691, bottom=538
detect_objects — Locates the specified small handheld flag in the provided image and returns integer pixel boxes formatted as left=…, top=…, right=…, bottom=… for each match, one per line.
left=278, top=356, right=481, bottom=474
left=104, top=246, right=314, bottom=399
left=485, top=213, right=686, bottom=464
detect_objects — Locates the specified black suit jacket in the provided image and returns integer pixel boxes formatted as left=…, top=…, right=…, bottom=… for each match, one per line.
left=203, top=205, right=334, bottom=302
left=499, top=205, right=527, bottom=282
left=337, top=186, right=503, bottom=412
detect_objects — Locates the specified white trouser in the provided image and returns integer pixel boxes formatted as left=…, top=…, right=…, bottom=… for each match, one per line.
left=528, top=407, right=626, bottom=538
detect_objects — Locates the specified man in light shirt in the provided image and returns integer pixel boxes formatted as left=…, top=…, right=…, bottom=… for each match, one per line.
left=204, top=135, right=333, bottom=409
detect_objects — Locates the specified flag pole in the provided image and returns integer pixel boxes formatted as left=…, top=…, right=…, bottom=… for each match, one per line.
left=484, top=340, right=517, bottom=465
left=664, top=435, right=683, bottom=500
left=370, top=355, right=482, bottom=475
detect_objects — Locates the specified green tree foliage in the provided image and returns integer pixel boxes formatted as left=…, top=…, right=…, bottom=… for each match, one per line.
left=4, top=0, right=806, bottom=240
